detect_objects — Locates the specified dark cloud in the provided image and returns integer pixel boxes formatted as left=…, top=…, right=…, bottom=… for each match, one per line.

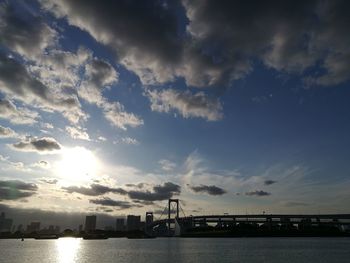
left=62, top=184, right=127, bottom=196
left=0, top=3, right=55, bottom=59
left=128, top=182, right=181, bottom=202
left=0, top=180, right=37, bottom=200
left=40, top=0, right=350, bottom=88
left=189, top=184, right=226, bottom=196
left=245, top=190, right=271, bottom=197
left=40, top=0, right=184, bottom=85
left=65, top=181, right=181, bottom=201
left=264, top=180, right=277, bottom=186
left=40, top=178, right=58, bottom=185
left=125, top=183, right=146, bottom=189
left=89, top=198, right=136, bottom=209
left=12, top=137, right=61, bottom=152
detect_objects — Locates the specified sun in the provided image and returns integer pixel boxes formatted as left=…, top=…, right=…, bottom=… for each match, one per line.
left=56, top=147, right=99, bottom=183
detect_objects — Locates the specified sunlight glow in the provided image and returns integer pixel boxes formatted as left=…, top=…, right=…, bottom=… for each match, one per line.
left=56, top=238, right=81, bottom=263
left=56, top=147, right=99, bottom=183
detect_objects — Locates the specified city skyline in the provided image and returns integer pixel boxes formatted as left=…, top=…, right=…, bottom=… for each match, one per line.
left=1, top=0, right=350, bottom=226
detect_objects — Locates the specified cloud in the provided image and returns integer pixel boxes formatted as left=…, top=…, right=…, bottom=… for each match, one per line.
left=189, top=184, right=226, bottom=196
left=40, top=0, right=350, bottom=88
left=0, top=3, right=56, bottom=59
left=0, top=125, right=17, bottom=138
left=245, top=190, right=271, bottom=197
left=0, top=98, right=39, bottom=125
left=63, top=181, right=181, bottom=202
left=100, top=101, right=144, bottom=130
left=121, top=137, right=139, bottom=145
left=62, top=184, right=127, bottom=196
left=128, top=182, right=181, bottom=201
left=0, top=4, right=89, bottom=124
left=89, top=198, right=136, bottom=209
left=32, top=160, right=51, bottom=169
left=0, top=52, right=86, bottom=124
left=264, top=180, right=277, bottom=186
left=40, top=0, right=184, bottom=85
left=11, top=137, right=61, bottom=153
left=39, top=178, right=58, bottom=184
left=65, top=126, right=90, bottom=141
left=78, top=58, right=118, bottom=105
left=146, top=88, right=223, bottom=121
left=0, top=154, right=25, bottom=170
left=0, top=180, right=37, bottom=200
left=97, top=136, right=107, bottom=142
left=78, top=58, right=143, bottom=130
left=159, top=159, right=176, bottom=172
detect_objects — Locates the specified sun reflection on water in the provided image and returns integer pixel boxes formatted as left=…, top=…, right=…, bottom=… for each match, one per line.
left=56, top=238, right=81, bottom=263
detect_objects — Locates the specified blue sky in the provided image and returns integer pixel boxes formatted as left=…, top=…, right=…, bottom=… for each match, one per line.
left=0, top=0, right=350, bottom=225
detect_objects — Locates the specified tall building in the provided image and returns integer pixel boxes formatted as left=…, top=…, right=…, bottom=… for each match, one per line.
left=0, top=212, right=5, bottom=231
left=146, top=212, right=154, bottom=226
left=116, top=218, right=125, bottom=232
left=127, top=215, right=141, bottom=231
left=85, top=215, right=97, bottom=232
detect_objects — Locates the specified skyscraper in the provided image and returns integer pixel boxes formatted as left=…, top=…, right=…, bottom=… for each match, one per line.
left=127, top=215, right=141, bottom=231
left=85, top=215, right=97, bottom=232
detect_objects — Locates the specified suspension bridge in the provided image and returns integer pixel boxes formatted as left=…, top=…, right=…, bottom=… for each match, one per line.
left=144, top=199, right=350, bottom=237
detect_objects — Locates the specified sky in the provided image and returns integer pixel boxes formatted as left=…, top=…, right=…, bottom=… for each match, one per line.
left=0, top=0, right=350, bottom=228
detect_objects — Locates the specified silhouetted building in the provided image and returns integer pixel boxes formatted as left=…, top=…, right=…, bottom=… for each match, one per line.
left=78, top=224, right=83, bottom=233
left=127, top=215, right=141, bottom=231
left=55, top=226, right=60, bottom=234
left=85, top=215, right=97, bottom=232
left=0, top=212, right=4, bottom=230
left=26, top=222, right=40, bottom=233
left=146, top=212, right=153, bottom=226
left=116, top=218, right=125, bottom=232
left=0, top=212, right=13, bottom=232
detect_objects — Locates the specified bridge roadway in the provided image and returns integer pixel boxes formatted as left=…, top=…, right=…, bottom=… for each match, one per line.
left=150, top=214, right=350, bottom=228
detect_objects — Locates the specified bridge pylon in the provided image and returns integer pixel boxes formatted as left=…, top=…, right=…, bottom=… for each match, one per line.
left=168, top=199, right=179, bottom=235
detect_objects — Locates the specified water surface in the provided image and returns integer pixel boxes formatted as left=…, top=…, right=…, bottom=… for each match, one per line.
left=1, top=237, right=349, bottom=263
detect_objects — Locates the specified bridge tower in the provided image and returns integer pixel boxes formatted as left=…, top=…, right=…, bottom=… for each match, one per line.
left=168, top=199, right=179, bottom=233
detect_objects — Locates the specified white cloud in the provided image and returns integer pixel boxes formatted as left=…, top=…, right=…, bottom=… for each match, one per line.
left=146, top=88, right=223, bottom=121
left=65, top=126, right=91, bottom=141
left=159, top=159, right=176, bottom=172
left=0, top=99, right=39, bottom=125
left=0, top=125, right=18, bottom=138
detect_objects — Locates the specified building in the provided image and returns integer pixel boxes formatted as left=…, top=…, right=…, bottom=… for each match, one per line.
left=116, top=218, right=125, bottom=232
left=146, top=212, right=154, bottom=226
left=26, top=222, right=41, bottom=233
left=85, top=215, right=97, bottom=232
left=127, top=215, right=141, bottom=231
left=0, top=212, right=13, bottom=232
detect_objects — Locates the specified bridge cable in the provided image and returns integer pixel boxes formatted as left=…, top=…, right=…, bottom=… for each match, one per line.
left=179, top=200, right=186, bottom=218
left=156, top=204, right=168, bottom=221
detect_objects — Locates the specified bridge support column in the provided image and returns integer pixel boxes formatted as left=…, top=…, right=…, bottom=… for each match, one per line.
left=168, top=199, right=179, bottom=235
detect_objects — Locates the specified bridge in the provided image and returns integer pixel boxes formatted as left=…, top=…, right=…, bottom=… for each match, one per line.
left=145, top=199, right=350, bottom=237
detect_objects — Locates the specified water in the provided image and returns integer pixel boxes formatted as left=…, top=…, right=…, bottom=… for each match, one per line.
left=0, top=237, right=349, bottom=263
